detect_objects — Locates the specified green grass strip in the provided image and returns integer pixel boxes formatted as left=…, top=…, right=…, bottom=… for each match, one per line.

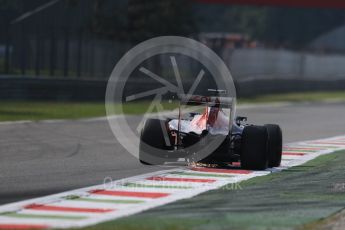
left=2, top=91, right=345, bottom=122
left=64, top=195, right=145, bottom=204
left=170, top=171, right=234, bottom=178
left=2, top=212, right=87, bottom=220
left=123, top=182, right=192, bottom=189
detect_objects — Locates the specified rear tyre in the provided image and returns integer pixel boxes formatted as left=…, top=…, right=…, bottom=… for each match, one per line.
left=139, top=119, right=170, bottom=165
left=265, top=124, right=283, bottom=167
left=240, top=125, right=269, bottom=170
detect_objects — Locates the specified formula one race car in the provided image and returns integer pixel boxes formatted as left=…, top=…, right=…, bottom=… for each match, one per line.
left=139, top=90, right=282, bottom=170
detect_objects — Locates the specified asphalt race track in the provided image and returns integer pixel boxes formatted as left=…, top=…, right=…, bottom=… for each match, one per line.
left=1, top=102, right=345, bottom=205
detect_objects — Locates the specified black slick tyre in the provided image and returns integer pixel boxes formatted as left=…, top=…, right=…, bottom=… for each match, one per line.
left=139, top=118, right=170, bottom=165
left=240, top=125, right=269, bottom=170
left=265, top=124, right=283, bottom=167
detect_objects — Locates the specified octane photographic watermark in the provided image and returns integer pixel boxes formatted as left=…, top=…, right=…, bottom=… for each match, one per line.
left=105, top=36, right=236, bottom=165
left=103, top=176, right=243, bottom=191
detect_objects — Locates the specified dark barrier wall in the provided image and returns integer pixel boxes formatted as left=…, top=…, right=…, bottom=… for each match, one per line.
left=1, top=76, right=345, bottom=101
left=235, top=79, right=345, bottom=97
left=0, top=76, right=107, bottom=101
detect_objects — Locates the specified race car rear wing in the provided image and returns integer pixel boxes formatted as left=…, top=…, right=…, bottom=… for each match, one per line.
left=179, top=94, right=235, bottom=108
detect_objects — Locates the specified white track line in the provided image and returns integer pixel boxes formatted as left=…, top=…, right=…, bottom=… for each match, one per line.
left=0, top=135, right=344, bottom=229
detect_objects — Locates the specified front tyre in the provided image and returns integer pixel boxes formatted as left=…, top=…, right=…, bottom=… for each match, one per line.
left=240, top=125, right=269, bottom=170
